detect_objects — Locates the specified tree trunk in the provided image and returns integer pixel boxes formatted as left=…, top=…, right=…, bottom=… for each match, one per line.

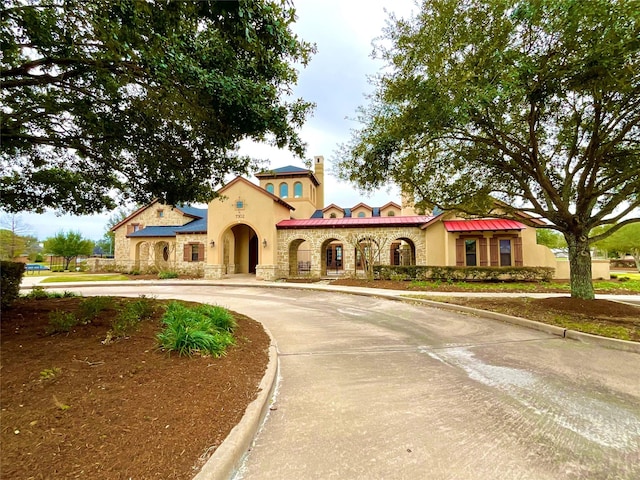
left=566, top=233, right=595, bottom=300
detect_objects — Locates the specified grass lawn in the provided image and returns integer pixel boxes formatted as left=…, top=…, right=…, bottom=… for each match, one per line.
left=40, top=273, right=131, bottom=283
left=407, top=278, right=640, bottom=294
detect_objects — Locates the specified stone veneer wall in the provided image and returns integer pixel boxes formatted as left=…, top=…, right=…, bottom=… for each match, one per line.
left=276, top=226, right=427, bottom=278
left=113, top=204, right=194, bottom=271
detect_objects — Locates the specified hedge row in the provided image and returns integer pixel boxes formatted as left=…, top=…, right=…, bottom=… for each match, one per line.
left=609, top=259, right=638, bottom=269
left=373, top=265, right=555, bottom=282
left=1, top=261, right=25, bottom=309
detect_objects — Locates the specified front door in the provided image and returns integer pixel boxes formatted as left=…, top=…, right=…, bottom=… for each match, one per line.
left=249, top=235, right=258, bottom=274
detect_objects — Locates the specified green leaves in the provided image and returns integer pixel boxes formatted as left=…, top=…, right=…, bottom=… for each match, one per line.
left=43, top=231, right=94, bottom=269
left=1, top=0, right=314, bottom=214
left=157, top=302, right=236, bottom=357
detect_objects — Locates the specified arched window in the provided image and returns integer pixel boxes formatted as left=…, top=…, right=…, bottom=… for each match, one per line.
left=279, top=182, right=289, bottom=198
left=329, top=212, right=337, bottom=218
left=387, top=211, right=395, bottom=216
left=294, top=182, right=303, bottom=198
left=358, top=212, right=366, bottom=218
left=266, top=183, right=274, bottom=194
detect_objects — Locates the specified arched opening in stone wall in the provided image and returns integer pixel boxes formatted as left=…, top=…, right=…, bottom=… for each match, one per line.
left=320, top=238, right=344, bottom=276
left=354, top=236, right=383, bottom=273
left=389, top=237, right=416, bottom=266
left=223, top=224, right=259, bottom=274
left=153, top=241, right=174, bottom=271
left=288, top=238, right=312, bottom=276
left=133, top=241, right=150, bottom=272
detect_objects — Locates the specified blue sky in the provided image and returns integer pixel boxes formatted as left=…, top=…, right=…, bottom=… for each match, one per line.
left=10, top=0, right=417, bottom=241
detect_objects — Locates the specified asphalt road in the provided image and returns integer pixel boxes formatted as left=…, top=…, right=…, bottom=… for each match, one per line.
left=50, top=284, right=640, bottom=480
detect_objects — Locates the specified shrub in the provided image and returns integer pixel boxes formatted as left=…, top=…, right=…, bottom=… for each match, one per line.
left=23, top=287, right=78, bottom=299
left=1, top=261, right=25, bottom=309
left=109, top=296, right=157, bottom=338
left=78, top=296, right=112, bottom=322
left=157, top=302, right=236, bottom=357
left=374, top=265, right=555, bottom=282
left=158, top=270, right=179, bottom=279
left=46, top=310, right=79, bottom=334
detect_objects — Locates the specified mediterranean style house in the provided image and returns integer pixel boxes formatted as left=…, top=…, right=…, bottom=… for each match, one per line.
left=111, top=156, right=608, bottom=280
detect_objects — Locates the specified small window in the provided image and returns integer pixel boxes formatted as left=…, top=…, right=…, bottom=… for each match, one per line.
left=266, top=183, right=274, bottom=194
left=357, top=212, right=366, bottom=218
left=500, top=239, right=512, bottom=266
left=294, top=182, right=303, bottom=198
left=157, top=210, right=164, bottom=218
left=279, top=182, right=288, bottom=198
left=329, top=212, right=337, bottom=218
left=465, top=240, right=477, bottom=266
left=387, top=211, right=395, bottom=216
left=236, top=200, right=244, bottom=209
left=191, top=244, right=199, bottom=262
left=132, top=224, right=140, bottom=232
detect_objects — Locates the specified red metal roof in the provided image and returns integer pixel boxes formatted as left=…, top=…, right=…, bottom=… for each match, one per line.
left=443, top=219, right=526, bottom=232
left=277, top=215, right=434, bottom=229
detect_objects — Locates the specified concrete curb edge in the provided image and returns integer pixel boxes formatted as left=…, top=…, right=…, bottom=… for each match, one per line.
left=193, top=331, right=279, bottom=480
left=20, top=281, right=639, bottom=354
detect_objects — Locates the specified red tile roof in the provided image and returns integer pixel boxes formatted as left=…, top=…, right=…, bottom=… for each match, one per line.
left=277, top=215, right=435, bottom=229
left=443, top=219, right=526, bottom=232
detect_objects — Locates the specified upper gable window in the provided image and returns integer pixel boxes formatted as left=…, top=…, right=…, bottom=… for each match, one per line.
left=329, top=212, right=337, bottom=218
left=387, top=211, right=395, bottom=216
left=294, top=182, right=303, bottom=198
left=357, top=212, right=366, bottom=218
left=266, top=183, right=274, bottom=194
left=279, top=182, right=288, bottom=198
left=157, top=209, right=164, bottom=218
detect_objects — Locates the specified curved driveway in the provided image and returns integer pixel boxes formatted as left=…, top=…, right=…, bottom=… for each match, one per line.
left=46, top=283, right=639, bottom=480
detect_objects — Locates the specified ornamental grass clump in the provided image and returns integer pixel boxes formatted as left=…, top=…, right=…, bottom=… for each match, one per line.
left=157, top=302, right=236, bottom=357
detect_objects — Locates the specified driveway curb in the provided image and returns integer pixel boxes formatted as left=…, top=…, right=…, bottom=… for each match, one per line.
left=21, top=280, right=639, bottom=354
left=193, top=330, right=279, bottom=480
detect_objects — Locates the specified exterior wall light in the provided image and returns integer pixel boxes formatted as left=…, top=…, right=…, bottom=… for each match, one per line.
left=210, top=241, right=215, bottom=247
left=262, top=239, right=268, bottom=248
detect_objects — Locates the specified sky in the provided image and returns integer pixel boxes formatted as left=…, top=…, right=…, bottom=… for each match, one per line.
left=10, top=0, right=418, bottom=242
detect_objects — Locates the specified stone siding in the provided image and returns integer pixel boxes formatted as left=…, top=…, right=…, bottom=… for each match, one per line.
left=277, top=226, right=426, bottom=278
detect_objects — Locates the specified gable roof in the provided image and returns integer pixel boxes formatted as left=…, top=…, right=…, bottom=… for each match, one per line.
left=350, top=202, right=373, bottom=211
left=322, top=203, right=344, bottom=213
left=443, top=219, right=526, bottom=232
left=380, top=201, right=401, bottom=210
left=277, top=215, right=434, bottom=229
left=218, top=177, right=295, bottom=211
left=111, top=200, right=207, bottom=233
left=111, top=199, right=160, bottom=232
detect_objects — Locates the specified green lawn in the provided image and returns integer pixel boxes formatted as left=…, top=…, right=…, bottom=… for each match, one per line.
left=409, top=278, right=640, bottom=293
left=40, top=273, right=131, bottom=283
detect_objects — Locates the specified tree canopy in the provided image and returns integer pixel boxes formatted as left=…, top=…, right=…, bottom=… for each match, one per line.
left=44, top=231, right=94, bottom=270
left=593, top=223, right=640, bottom=272
left=1, top=0, right=314, bottom=215
left=336, top=0, right=640, bottom=299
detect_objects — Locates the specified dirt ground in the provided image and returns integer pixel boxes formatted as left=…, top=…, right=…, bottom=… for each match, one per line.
left=0, top=297, right=270, bottom=479
left=331, top=279, right=640, bottom=341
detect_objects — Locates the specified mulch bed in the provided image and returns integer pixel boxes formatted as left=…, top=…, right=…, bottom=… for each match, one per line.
left=1, top=297, right=270, bottom=479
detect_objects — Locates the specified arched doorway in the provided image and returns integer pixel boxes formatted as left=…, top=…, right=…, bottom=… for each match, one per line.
left=320, top=238, right=344, bottom=276
left=224, top=224, right=259, bottom=274
left=389, top=238, right=416, bottom=266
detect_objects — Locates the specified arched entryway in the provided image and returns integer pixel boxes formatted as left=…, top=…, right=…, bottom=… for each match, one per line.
left=389, top=238, right=416, bottom=266
left=320, top=238, right=344, bottom=276
left=288, top=238, right=312, bottom=276
left=223, top=224, right=260, bottom=274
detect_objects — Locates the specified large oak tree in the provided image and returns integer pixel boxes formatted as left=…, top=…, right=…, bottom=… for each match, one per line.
left=1, top=0, right=314, bottom=214
left=336, top=0, right=640, bottom=299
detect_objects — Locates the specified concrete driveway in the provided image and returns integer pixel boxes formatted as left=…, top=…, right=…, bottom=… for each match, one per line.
left=38, top=283, right=640, bottom=480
